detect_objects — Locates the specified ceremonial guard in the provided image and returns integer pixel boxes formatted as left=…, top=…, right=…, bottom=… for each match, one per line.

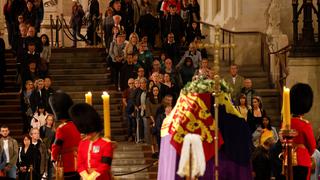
left=69, top=103, right=113, bottom=180
left=49, top=92, right=81, bottom=179
left=290, top=83, right=316, bottom=180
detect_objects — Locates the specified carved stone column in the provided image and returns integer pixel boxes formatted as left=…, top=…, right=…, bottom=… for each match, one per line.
left=266, top=0, right=289, bottom=86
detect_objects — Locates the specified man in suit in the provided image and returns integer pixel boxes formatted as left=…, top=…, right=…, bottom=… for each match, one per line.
left=224, top=64, right=244, bottom=105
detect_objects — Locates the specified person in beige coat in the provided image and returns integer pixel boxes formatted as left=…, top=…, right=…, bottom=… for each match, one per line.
left=0, top=124, right=19, bottom=179
left=224, top=64, right=245, bottom=105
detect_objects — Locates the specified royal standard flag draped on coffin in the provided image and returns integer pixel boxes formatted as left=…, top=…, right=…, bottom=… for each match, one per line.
left=163, top=92, right=224, bottom=161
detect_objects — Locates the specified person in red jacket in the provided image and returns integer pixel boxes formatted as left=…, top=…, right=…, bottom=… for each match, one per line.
left=49, top=92, right=81, bottom=179
left=69, top=103, right=113, bottom=180
left=290, top=83, right=316, bottom=180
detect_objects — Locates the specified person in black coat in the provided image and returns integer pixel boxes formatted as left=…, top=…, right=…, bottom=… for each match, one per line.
left=25, top=26, right=43, bottom=53
left=162, top=33, right=181, bottom=66
left=120, top=54, right=136, bottom=91
left=186, top=22, right=202, bottom=45
left=0, top=37, right=6, bottom=92
left=163, top=4, right=185, bottom=43
left=33, top=0, right=44, bottom=33
left=30, top=79, right=46, bottom=113
left=17, top=134, right=34, bottom=180
left=187, top=0, right=200, bottom=27
left=4, top=0, right=15, bottom=47
left=121, top=0, right=134, bottom=39
left=70, top=1, right=87, bottom=47
left=86, top=0, right=101, bottom=45
left=136, top=7, right=158, bottom=48
left=23, top=1, right=37, bottom=27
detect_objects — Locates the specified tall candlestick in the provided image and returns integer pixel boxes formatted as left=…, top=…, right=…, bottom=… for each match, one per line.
left=85, top=92, right=92, bottom=105
left=101, top=91, right=111, bottom=138
left=282, top=87, right=291, bottom=130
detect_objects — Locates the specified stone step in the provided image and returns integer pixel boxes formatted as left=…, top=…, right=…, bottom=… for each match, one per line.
left=50, top=68, right=107, bottom=75
left=50, top=63, right=105, bottom=69
left=50, top=74, right=110, bottom=80
left=67, top=91, right=122, bottom=98
left=5, top=63, right=16, bottom=69
left=0, top=99, right=20, bottom=105
left=112, top=163, right=157, bottom=173
left=5, top=51, right=15, bottom=58
left=255, top=89, right=279, bottom=97
left=0, top=116, right=22, bottom=122
left=4, top=58, right=16, bottom=64
left=0, top=104, right=20, bottom=111
left=53, top=85, right=111, bottom=92
left=0, top=92, right=20, bottom=98
left=110, top=127, right=126, bottom=135
left=115, top=143, right=151, bottom=151
left=51, top=57, right=106, bottom=64
left=73, top=98, right=122, bottom=105
left=51, top=47, right=106, bottom=57
left=113, top=172, right=157, bottom=180
left=114, top=151, right=152, bottom=159
left=3, top=68, right=16, bottom=75
left=0, top=111, right=25, bottom=117
left=4, top=75, right=16, bottom=81
left=53, top=79, right=110, bottom=86
left=113, top=158, right=154, bottom=166
left=3, top=86, right=19, bottom=92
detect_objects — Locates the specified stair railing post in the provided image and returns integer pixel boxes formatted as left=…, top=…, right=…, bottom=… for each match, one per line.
left=317, top=0, right=320, bottom=43
left=100, top=13, right=103, bottom=48
left=61, top=13, right=65, bottom=48
left=292, top=0, right=299, bottom=46
left=93, top=15, right=97, bottom=46
left=56, top=15, right=59, bottom=48
left=50, top=14, right=54, bottom=47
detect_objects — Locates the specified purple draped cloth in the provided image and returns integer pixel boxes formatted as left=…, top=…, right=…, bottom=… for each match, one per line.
left=158, top=135, right=252, bottom=180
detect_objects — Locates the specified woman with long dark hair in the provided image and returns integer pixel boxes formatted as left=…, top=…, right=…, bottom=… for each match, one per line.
left=39, top=34, right=51, bottom=77
left=247, top=96, right=266, bottom=133
left=146, top=86, right=162, bottom=158
left=17, top=134, right=33, bottom=180
left=235, top=94, right=250, bottom=121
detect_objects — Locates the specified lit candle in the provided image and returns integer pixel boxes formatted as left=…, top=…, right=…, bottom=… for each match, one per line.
left=282, top=87, right=291, bottom=130
left=101, top=91, right=111, bottom=138
left=85, top=92, right=92, bottom=105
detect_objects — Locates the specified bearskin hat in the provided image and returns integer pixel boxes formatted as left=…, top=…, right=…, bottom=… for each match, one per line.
left=290, top=83, right=313, bottom=115
left=49, top=91, right=73, bottom=121
left=69, top=103, right=103, bottom=134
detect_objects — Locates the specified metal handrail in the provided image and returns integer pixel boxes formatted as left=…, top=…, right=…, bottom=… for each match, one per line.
left=269, top=45, right=291, bottom=55
left=49, top=13, right=103, bottom=47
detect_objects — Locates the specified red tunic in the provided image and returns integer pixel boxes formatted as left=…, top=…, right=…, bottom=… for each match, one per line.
left=77, top=137, right=113, bottom=180
left=51, top=121, right=81, bottom=172
left=291, top=117, right=316, bottom=167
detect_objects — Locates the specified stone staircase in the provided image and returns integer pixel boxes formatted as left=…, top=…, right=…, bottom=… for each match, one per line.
left=218, top=61, right=281, bottom=127
left=49, top=48, right=158, bottom=179
left=0, top=51, right=23, bottom=139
